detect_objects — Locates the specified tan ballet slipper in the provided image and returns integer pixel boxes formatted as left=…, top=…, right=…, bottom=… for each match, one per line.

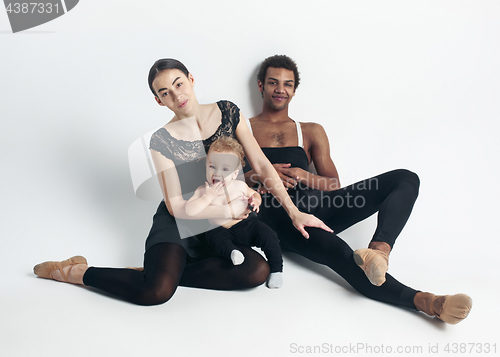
left=353, top=248, right=389, bottom=286
left=33, top=256, right=87, bottom=282
left=414, top=292, right=472, bottom=324
left=432, top=294, right=472, bottom=324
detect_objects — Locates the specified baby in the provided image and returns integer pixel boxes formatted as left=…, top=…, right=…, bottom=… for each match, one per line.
left=186, top=137, right=283, bottom=288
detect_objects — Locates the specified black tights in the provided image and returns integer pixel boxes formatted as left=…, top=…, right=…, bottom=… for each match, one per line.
left=83, top=243, right=270, bottom=306
left=259, top=169, right=420, bottom=309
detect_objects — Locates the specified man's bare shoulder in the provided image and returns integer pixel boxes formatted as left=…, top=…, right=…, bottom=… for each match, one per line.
left=300, top=122, right=327, bottom=136
left=248, top=115, right=263, bottom=123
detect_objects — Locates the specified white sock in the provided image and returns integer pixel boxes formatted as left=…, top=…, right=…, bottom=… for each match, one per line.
left=266, top=272, right=283, bottom=289
left=230, top=250, right=245, bottom=265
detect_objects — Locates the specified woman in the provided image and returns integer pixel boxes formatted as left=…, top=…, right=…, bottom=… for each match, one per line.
left=33, top=59, right=331, bottom=306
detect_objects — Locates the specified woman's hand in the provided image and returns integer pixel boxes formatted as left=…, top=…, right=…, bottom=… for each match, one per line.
left=291, top=211, right=333, bottom=239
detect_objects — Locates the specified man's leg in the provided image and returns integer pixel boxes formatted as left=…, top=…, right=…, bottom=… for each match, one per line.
left=314, top=169, right=420, bottom=248
left=308, top=169, right=419, bottom=285
left=279, top=224, right=418, bottom=309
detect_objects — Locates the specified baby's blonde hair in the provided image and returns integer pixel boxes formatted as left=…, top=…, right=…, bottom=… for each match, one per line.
left=208, top=137, right=245, bottom=167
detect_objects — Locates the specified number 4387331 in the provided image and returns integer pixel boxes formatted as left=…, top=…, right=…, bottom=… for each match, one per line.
left=6, top=3, right=60, bottom=14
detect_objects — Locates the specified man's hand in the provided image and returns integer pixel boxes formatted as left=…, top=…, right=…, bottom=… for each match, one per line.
left=279, top=166, right=308, bottom=184
left=291, top=211, right=334, bottom=239
left=257, top=163, right=299, bottom=194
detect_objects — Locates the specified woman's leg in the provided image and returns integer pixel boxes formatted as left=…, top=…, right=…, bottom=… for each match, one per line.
left=83, top=243, right=187, bottom=306
left=84, top=244, right=269, bottom=304
left=38, top=243, right=269, bottom=306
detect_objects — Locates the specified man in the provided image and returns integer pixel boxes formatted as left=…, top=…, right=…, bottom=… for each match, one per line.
left=247, top=56, right=341, bottom=193
left=242, top=55, right=471, bottom=323
left=244, top=54, right=408, bottom=287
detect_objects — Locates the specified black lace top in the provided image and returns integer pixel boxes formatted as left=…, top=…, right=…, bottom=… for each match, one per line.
left=149, top=100, right=241, bottom=195
left=149, top=100, right=240, bottom=164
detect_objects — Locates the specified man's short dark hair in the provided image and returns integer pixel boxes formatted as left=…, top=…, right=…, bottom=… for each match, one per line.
left=257, top=55, right=300, bottom=90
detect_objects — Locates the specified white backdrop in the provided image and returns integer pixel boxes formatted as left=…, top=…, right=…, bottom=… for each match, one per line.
left=1, top=1, right=499, bottom=356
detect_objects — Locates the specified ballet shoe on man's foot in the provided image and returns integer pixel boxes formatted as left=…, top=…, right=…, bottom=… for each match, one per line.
left=433, top=294, right=472, bottom=324
left=353, top=248, right=388, bottom=286
left=33, top=256, right=87, bottom=282
left=414, top=292, right=472, bottom=324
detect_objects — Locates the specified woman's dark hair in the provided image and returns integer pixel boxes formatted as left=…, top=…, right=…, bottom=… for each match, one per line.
left=257, top=55, right=300, bottom=90
left=148, top=59, right=190, bottom=96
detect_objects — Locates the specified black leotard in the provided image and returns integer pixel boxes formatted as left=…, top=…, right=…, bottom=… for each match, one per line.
left=145, top=100, right=241, bottom=257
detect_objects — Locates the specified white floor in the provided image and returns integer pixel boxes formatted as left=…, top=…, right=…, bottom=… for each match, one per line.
left=1, top=1, right=500, bottom=356
left=1, top=200, right=497, bottom=357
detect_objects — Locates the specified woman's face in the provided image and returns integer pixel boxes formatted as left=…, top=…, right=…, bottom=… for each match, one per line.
left=152, top=69, right=196, bottom=114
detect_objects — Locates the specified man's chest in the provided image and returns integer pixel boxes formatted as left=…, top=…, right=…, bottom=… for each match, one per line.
left=252, top=124, right=299, bottom=148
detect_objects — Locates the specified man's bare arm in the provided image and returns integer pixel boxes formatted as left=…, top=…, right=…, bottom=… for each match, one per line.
left=280, top=123, right=340, bottom=191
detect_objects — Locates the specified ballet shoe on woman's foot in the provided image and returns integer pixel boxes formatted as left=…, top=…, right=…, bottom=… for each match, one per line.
left=33, top=256, right=87, bottom=282
left=353, top=248, right=388, bottom=286
left=414, top=292, right=472, bottom=324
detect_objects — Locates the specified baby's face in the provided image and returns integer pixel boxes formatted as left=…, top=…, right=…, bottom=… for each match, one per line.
left=206, top=151, right=240, bottom=186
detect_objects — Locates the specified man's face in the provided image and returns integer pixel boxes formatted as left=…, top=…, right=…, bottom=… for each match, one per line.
left=258, top=67, right=296, bottom=111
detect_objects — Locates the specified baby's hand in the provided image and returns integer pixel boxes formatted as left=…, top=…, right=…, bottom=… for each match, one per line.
left=248, top=195, right=261, bottom=213
left=232, top=197, right=251, bottom=220
left=204, top=181, right=225, bottom=200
